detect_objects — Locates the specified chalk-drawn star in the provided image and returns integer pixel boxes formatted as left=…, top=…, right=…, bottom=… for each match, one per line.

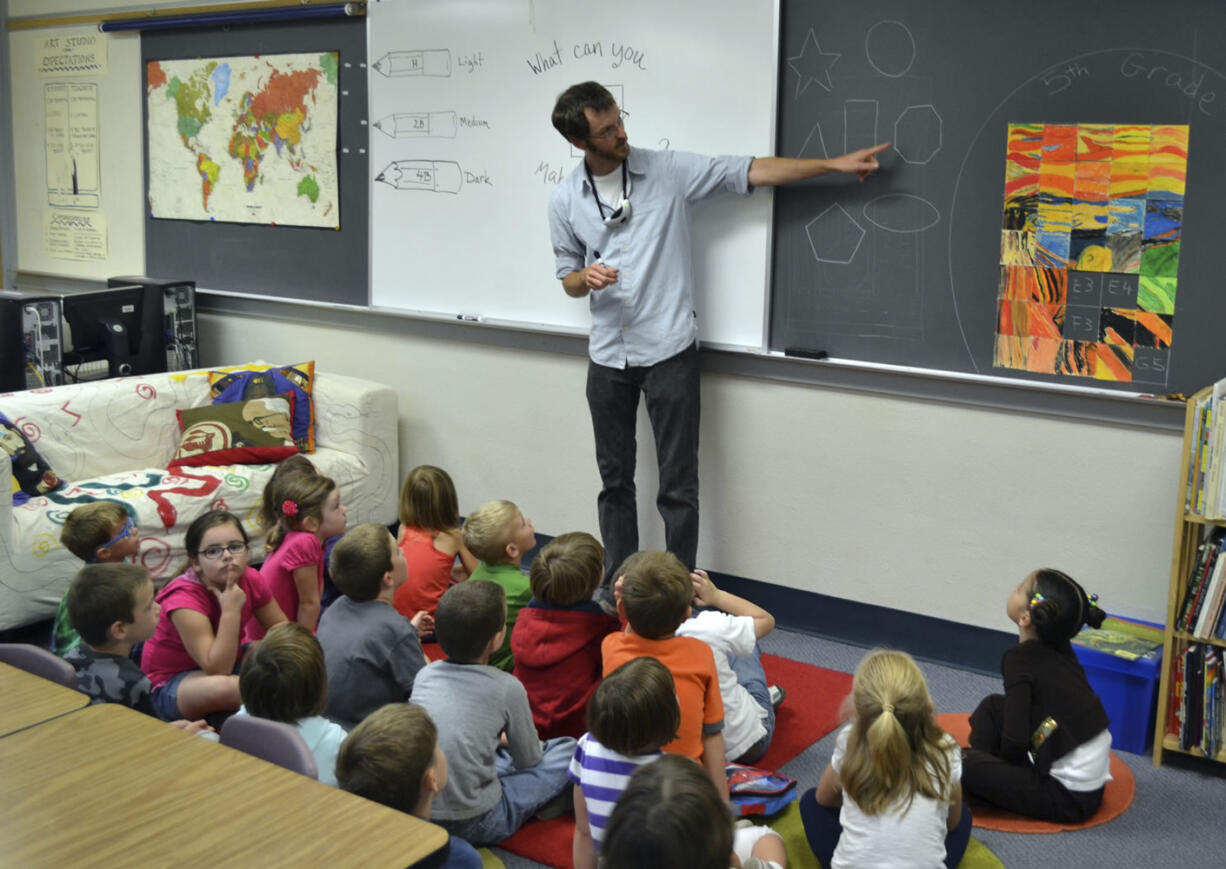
left=787, top=29, right=840, bottom=98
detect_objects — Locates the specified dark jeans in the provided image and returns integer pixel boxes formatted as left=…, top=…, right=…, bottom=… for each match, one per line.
left=586, top=342, right=700, bottom=576
left=798, top=787, right=972, bottom=869
left=962, top=694, right=1104, bottom=823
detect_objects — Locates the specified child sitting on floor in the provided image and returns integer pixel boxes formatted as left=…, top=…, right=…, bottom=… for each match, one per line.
left=462, top=499, right=537, bottom=671
left=336, top=703, right=482, bottom=868
left=961, top=568, right=1112, bottom=823
left=570, top=656, right=679, bottom=869
left=602, top=550, right=728, bottom=800
left=678, top=568, right=782, bottom=764
left=800, top=649, right=970, bottom=869
left=63, top=562, right=209, bottom=734
left=316, top=523, right=431, bottom=730
left=140, top=510, right=288, bottom=722
left=393, top=464, right=478, bottom=621
left=410, top=580, right=576, bottom=846
left=602, top=754, right=789, bottom=869
left=254, top=474, right=348, bottom=635
left=53, top=501, right=140, bottom=654
left=238, top=622, right=348, bottom=786
left=512, top=531, right=620, bottom=739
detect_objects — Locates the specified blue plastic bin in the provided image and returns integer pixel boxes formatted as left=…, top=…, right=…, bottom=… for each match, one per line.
left=1072, top=634, right=1163, bottom=755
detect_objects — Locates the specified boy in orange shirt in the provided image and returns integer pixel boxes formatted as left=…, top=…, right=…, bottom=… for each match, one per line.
left=601, top=549, right=728, bottom=800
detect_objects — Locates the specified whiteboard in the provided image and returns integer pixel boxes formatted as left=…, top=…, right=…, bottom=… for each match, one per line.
left=367, top=0, right=778, bottom=349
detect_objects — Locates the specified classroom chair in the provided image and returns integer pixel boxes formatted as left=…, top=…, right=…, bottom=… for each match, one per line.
left=219, top=715, right=319, bottom=780
left=0, top=643, right=77, bottom=688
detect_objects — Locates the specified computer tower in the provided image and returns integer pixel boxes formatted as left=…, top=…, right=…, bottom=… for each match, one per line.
left=107, top=276, right=199, bottom=372
left=0, top=290, right=64, bottom=391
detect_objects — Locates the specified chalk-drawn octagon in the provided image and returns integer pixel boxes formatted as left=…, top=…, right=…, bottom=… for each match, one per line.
left=806, top=203, right=866, bottom=264
left=894, top=105, right=942, bottom=165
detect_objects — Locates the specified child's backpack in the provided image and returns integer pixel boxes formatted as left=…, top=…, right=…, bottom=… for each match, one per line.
left=726, top=762, right=797, bottom=817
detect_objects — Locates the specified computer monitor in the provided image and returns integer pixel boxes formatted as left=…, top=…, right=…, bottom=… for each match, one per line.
left=60, top=284, right=158, bottom=379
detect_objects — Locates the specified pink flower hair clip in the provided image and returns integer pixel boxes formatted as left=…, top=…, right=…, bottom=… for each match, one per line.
left=282, top=499, right=299, bottom=517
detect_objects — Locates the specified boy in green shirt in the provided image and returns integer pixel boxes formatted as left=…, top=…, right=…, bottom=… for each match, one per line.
left=462, top=499, right=536, bottom=671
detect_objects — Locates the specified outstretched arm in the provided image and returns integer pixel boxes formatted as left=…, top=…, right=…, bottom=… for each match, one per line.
left=747, top=142, right=890, bottom=187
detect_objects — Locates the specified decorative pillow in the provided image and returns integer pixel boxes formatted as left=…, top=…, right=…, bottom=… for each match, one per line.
left=208, top=361, right=316, bottom=452
left=169, top=394, right=300, bottom=469
left=0, top=409, right=64, bottom=505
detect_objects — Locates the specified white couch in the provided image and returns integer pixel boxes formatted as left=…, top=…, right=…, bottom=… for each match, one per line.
left=0, top=364, right=398, bottom=630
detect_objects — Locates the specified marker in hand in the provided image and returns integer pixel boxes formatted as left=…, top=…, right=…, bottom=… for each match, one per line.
left=587, top=249, right=619, bottom=291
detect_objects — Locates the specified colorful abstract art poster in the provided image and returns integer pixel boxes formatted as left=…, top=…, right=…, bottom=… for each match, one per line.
left=995, top=122, right=1187, bottom=385
left=146, top=52, right=339, bottom=228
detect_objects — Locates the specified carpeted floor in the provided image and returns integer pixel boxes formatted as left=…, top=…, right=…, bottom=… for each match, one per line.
left=492, top=626, right=1226, bottom=869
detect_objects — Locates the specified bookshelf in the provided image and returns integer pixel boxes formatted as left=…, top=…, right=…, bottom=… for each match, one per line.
left=1153, top=385, right=1226, bottom=766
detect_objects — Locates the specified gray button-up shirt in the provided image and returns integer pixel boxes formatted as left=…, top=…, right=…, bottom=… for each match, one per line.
left=548, top=146, right=753, bottom=368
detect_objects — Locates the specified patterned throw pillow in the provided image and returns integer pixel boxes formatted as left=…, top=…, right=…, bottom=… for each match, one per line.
left=208, top=361, right=316, bottom=452
left=169, top=395, right=300, bottom=469
left=0, top=409, right=64, bottom=505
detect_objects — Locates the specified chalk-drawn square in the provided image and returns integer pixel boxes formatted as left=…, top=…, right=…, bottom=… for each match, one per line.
left=997, top=300, right=1028, bottom=336
left=1026, top=302, right=1063, bottom=339
left=1132, top=347, right=1171, bottom=384
left=1067, top=272, right=1102, bottom=304
left=1063, top=305, right=1099, bottom=341
left=1069, top=231, right=1111, bottom=271
left=1105, top=230, right=1141, bottom=274
left=1076, top=124, right=1114, bottom=161
left=1000, top=230, right=1034, bottom=267
left=1101, top=273, right=1139, bottom=308
left=1041, top=125, right=1077, bottom=162
left=1140, top=242, right=1179, bottom=278
left=1035, top=231, right=1070, bottom=269
left=1074, top=161, right=1111, bottom=203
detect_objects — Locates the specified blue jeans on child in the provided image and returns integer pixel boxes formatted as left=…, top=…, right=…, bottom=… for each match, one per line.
left=729, top=643, right=776, bottom=764
left=440, top=737, right=576, bottom=846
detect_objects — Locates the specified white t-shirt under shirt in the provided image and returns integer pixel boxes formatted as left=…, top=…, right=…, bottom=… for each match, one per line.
left=675, top=610, right=767, bottom=760
left=1050, top=728, right=1112, bottom=791
left=829, top=724, right=961, bottom=869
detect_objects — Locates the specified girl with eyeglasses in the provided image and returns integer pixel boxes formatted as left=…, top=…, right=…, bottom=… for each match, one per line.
left=141, top=510, right=288, bottom=722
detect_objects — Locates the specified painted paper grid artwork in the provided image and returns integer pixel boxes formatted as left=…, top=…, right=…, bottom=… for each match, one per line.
left=995, top=123, right=1187, bottom=384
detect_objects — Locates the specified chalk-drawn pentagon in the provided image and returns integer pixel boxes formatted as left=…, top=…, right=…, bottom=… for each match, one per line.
left=865, top=20, right=916, bottom=78
left=894, top=105, right=942, bottom=165
left=806, top=203, right=865, bottom=264
left=862, top=194, right=941, bottom=233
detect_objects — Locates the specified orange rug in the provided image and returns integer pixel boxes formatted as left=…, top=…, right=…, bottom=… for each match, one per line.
left=937, top=712, right=1136, bottom=832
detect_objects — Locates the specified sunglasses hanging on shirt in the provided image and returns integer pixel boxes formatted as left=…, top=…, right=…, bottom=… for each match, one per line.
left=585, top=160, right=632, bottom=226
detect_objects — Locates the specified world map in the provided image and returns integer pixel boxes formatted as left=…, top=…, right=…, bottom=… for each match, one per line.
left=146, top=52, right=339, bottom=227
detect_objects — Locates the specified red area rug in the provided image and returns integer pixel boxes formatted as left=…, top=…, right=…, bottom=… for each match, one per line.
left=937, top=712, right=1136, bottom=833
left=497, top=654, right=853, bottom=868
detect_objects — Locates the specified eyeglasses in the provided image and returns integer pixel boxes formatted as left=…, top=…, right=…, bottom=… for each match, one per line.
left=198, top=542, right=249, bottom=560
left=93, top=517, right=136, bottom=560
left=589, top=110, right=629, bottom=140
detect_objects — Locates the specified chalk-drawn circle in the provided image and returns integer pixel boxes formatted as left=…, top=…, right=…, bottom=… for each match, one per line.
left=865, top=21, right=915, bottom=78
left=863, top=194, right=941, bottom=233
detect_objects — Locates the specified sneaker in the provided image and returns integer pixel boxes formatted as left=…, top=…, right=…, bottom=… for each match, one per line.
left=768, top=685, right=786, bottom=710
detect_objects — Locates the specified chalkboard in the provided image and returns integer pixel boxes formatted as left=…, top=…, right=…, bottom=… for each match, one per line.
left=367, top=0, right=776, bottom=347
left=142, top=17, right=368, bottom=306
left=771, top=0, right=1226, bottom=396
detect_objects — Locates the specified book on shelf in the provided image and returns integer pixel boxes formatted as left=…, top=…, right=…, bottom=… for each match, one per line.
left=1168, top=645, right=1186, bottom=739
left=1189, top=392, right=1211, bottom=513
left=1181, top=644, right=1205, bottom=751
left=1204, top=648, right=1221, bottom=757
left=1194, top=549, right=1226, bottom=639
left=1178, top=528, right=1225, bottom=631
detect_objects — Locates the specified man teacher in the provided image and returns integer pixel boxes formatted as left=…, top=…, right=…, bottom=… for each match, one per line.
left=547, top=80, right=888, bottom=579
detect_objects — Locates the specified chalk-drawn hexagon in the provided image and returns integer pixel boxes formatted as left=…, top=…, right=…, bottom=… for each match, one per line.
left=805, top=203, right=866, bottom=264
left=894, top=105, right=942, bottom=165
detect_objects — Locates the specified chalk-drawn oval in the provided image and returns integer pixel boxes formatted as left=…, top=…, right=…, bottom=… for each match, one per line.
left=862, top=194, right=941, bottom=233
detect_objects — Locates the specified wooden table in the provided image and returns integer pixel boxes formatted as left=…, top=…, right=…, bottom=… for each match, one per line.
left=0, top=704, right=450, bottom=867
left=0, top=661, right=89, bottom=737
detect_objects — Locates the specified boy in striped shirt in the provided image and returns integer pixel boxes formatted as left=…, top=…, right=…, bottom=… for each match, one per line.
left=569, top=657, right=680, bottom=869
